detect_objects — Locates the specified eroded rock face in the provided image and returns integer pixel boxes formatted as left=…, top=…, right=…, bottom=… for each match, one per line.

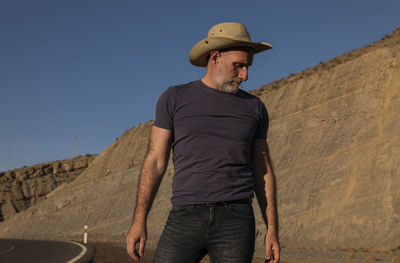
left=0, top=155, right=96, bottom=221
left=251, top=28, right=400, bottom=250
left=0, top=28, right=399, bottom=251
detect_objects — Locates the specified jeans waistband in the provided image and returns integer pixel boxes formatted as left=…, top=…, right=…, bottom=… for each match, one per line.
left=191, top=198, right=252, bottom=207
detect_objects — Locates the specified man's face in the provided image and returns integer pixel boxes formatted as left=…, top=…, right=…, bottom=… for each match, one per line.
left=214, top=48, right=254, bottom=94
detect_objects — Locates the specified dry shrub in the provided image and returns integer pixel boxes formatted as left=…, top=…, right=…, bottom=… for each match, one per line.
left=334, top=247, right=349, bottom=252
left=375, top=248, right=393, bottom=254
left=347, top=252, right=355, bottom=259
left=393, top=256, right=400, bottom=263
left=366, top=254, right=378, bottom=261
left=292, top=245, right=305, bottom=249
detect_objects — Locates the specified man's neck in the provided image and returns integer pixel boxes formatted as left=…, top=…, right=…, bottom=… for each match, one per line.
left=201, top=75, right=219, bottom=91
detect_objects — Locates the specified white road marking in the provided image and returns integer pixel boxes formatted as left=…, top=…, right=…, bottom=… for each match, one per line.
left=66, top=241, right=87, bottom=263
left=0, top=243, right=15, bottom=255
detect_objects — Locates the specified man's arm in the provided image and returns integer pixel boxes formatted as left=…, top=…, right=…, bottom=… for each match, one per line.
left=126, top=126, right=172, bottom=261
left=252, top=138, right=280, bottom=263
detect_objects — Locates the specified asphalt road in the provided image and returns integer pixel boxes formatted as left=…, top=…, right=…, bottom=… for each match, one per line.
left=0, top=239, right=92, bottom=263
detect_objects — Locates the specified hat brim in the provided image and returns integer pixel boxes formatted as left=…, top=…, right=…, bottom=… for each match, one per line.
left=189, top=37, right=272, bottom=67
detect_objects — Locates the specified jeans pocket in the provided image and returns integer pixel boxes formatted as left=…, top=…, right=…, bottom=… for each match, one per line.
left=170, top=205, right=192, bottom=216
left=228, top=204, right=254, bottom=219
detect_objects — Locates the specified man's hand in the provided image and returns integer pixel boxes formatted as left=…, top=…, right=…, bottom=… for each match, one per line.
left=126, top=223, right=147, bottom=262
left=265, top=229, right=280, bottom=263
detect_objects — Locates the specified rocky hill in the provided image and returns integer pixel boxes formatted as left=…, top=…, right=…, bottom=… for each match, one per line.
left=0, top=28, right=399, bottom=255
left=0, top=155, right=96, bottom=221
left=251, top=28, right=400, bottom=250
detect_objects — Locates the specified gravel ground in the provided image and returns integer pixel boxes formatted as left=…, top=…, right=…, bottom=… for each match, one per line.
left=89, top=242, right=400, bottom=263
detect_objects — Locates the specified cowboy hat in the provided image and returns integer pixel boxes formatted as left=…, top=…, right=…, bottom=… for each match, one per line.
left=189, top=22, right=272, bottom=67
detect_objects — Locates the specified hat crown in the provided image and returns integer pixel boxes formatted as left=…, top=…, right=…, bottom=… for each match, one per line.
left=207, top=22, right=252, bottom=41
left=189, top=22, right=271, bottom=67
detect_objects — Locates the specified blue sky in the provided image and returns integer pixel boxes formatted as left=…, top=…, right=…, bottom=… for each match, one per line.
left=1, top=0, right=399, bottom=172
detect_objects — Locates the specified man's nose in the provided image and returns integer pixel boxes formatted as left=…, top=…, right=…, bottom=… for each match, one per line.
left=237, top=67, right=248, bottom=81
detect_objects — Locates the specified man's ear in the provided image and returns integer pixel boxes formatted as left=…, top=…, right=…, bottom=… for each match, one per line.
left=209, top=51, right=221, bottom=65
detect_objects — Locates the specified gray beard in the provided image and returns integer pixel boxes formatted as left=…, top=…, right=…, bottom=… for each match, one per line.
left=221, top=83, right=239, bottom=94
left=218, top=79, right=241, bottom=94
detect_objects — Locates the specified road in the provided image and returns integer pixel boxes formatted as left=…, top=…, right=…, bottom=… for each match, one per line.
left=0, top=239, right=92, bottom=263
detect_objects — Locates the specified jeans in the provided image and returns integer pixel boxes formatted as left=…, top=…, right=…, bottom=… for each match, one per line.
left=152, top=202, right=255, bottom=263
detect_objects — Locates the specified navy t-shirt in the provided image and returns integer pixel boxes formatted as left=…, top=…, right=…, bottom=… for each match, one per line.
left=154, top=80, right=269, bottom=204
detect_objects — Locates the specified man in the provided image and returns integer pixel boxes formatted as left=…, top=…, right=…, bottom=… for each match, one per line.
left=127, top=22, right=280, bottom=263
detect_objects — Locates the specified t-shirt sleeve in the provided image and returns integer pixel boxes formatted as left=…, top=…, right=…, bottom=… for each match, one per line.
left=254, top=101, right=269, bottom=139
left=154, top=87, right=175, bottom=131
